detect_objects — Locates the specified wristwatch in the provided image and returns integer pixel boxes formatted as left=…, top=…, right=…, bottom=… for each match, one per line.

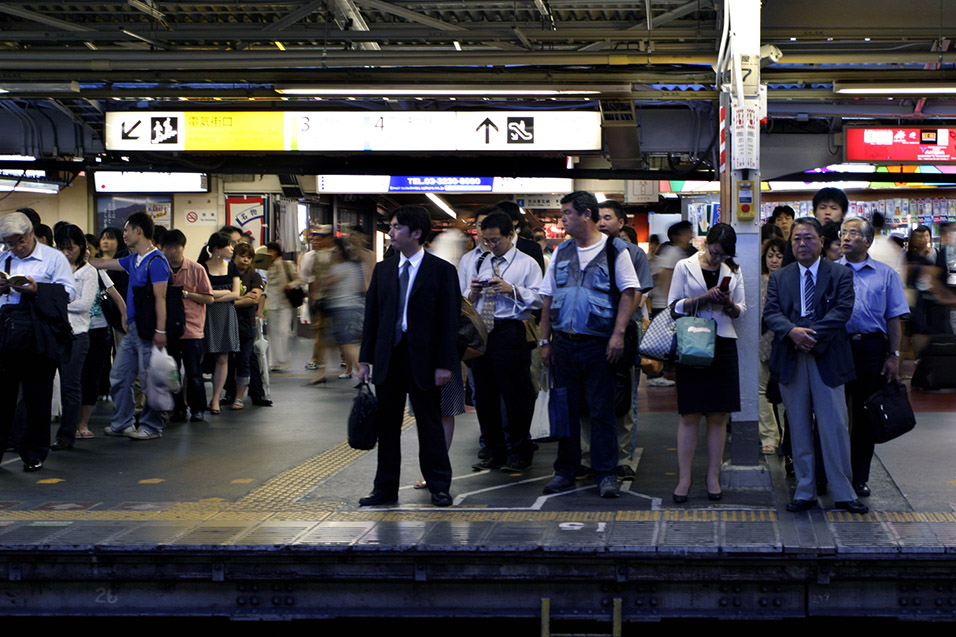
left=182, top=289, right=189, bottom=299
left=538, top=338, right=550, bottom=347
left=889, top=350, right=900, bottom=358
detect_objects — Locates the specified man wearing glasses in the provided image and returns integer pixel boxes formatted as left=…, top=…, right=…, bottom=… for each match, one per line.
left=0, top=212, right=75, bottom=472
left=837, top=217, right=908, bottom=499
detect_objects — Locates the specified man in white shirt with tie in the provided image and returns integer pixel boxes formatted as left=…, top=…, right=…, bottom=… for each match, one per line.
left=461, top=212, right=543, bottom=472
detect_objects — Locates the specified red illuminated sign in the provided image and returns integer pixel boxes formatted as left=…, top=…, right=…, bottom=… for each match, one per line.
left=846, top=127, right=956, bottom=163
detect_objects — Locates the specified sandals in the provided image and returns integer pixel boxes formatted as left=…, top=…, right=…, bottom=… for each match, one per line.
left=76, top=429, right=95, bottom=439
left=413, top=479, right=427, bottom=490
left=230, top=400, right=245, bottom=411
left=761, top=444, right=777, bottom=455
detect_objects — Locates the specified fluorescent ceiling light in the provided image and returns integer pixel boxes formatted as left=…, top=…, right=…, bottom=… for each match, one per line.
left=834, top=82, right=956, bottom=95
left=0, top=179, right=59, bottom=194
left=453, top=41, right=462, bottom=51
left=274, top=41, right=286, bottom=51
left=275, top=86, right=607, bottom=96
left=426, top=193, right=458, bottom=218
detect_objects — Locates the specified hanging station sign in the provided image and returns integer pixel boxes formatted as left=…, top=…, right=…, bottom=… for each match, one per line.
left=105, top=111, right=602, bottom=153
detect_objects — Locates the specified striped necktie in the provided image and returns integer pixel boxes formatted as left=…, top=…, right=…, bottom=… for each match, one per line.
left=803, top=270, right=815, bottom=320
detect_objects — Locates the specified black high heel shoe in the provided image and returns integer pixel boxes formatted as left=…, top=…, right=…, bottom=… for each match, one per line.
left=707, top=478, right=722, bottom=501
left=672, top=481, right=692, bottom=504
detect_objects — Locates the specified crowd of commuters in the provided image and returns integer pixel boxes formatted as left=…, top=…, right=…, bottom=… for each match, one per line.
left=1, top=187, right=951, bottom=515
left=0, top=207, right=313, bottom=471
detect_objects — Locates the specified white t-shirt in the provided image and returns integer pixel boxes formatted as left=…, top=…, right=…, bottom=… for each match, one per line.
left=539, top=235, right=639, bottom=297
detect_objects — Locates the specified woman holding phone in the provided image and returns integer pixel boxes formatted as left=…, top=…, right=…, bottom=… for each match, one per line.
left=667, top=223, right=746, bottom=503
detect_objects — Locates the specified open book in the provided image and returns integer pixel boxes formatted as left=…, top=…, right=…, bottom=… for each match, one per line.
left=0, top=271, right=30, bottom=286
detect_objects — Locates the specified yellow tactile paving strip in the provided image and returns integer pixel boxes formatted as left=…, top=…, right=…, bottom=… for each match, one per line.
left=0, top=407, right=953, bottom=536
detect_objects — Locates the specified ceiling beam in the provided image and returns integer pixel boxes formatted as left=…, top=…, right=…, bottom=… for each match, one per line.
left=0, top=5, right=96, bottom=32
left=627, top=0, right=712, bottom=31
left=354, top=0, right=468, bottom=32
left=262, top=0, right=327, bottom=32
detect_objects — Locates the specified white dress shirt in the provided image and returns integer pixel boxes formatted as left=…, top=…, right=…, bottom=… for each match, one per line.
left=0, top=241, right=76, bottom=308
left=668, top=254, right=746, bottom=339
left=459, top=245, right=542, bottom=321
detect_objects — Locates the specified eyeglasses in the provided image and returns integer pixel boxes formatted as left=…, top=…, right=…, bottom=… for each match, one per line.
left=708, top=246, right=728, bottom=260
left=484, top=236, right=504, bottom=245
left=1, top=235, right=30, bottom=248
left=839, top=229, right=865, bottom=239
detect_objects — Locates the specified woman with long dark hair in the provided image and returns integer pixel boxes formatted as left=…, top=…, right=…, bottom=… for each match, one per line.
left=667, top=223, right=746, bottom=502
left=199, top=232, right=240, bottom=414
left=51, top=225, right=98, bottom=450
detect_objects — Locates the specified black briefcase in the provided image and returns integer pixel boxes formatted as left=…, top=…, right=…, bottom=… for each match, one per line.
left=347, top=382, right=378, bottom=450
left=863, top=381, right=916, bottom=444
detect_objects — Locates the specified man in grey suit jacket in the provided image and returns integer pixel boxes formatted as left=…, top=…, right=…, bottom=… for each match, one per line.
left=764, top=217, right=867, bottom=514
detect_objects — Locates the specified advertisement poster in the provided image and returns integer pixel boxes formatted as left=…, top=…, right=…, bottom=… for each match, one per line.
left=226, top=195, right=267, bottom=245
left=96, top=195, right=172, bottom=234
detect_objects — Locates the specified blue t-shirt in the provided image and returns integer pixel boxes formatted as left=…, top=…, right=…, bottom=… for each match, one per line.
left=119, top=249, right=171, bottom=324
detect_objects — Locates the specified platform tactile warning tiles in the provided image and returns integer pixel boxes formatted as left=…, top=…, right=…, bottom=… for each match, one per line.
left=607, top=521, right=659, bottom=549
left=827, top=519, right=899, bottom=552
left=658, top=520, right=719, bottom=552
left=421, top=521, right=495, bottom=548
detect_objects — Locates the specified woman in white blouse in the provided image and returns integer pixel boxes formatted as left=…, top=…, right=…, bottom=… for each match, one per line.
left=52, top=224, right=98, bottom=450
left=667, top=223, right=746, bottom=503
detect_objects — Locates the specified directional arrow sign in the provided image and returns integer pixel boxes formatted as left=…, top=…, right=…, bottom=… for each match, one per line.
left=476, top=117, right=498, bottom=144
left=121, top=120, right=141, bottom=140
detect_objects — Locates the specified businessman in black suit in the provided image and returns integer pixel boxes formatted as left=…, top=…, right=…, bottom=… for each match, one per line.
left=357, top=206, right=461, bottom=507
left=764, top=216, right=867, bottom=514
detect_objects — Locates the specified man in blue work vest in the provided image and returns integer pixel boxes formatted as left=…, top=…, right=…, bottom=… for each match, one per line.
left=538, top=191, right=639, bottom=498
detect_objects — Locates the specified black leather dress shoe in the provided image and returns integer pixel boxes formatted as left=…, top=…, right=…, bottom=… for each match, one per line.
left=251, top=397, right=273, bottom=407
left=23, top=460, right=43, bottom=472
left=834, top=499, right=868, bottom=514
left=358, top=491, right=398, bottom=506
left=853, top=482, right=871, bottom=497
left=430, top=491, right=453, bottom=507
left=50, top=439, right=73, bottom=451
left=786, top=498, right=818, bottom=512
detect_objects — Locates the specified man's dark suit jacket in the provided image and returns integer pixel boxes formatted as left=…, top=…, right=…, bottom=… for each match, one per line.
left=360, top=251, right=460, bottom=391
left=764, top=258, right=856, bottom=388
left=516, top=236, right=545, bottom=273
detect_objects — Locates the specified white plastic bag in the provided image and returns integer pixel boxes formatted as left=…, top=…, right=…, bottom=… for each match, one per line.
left=529, top=368, right=551, bottom=441
left=149, top=345, right=181, bottom=393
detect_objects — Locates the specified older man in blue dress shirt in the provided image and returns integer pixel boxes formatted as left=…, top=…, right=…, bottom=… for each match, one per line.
left=837, top=216, right=909, bottom=498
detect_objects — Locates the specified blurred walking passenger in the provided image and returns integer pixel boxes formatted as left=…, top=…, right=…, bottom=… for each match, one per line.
left=264, top=242, right=300, bottom=371
left=325, top=238, right=365, bottom=380
left=668, top=223, right=745, bottom=503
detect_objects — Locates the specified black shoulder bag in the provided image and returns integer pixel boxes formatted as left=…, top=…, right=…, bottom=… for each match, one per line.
left=133, top=253, right=186, bottom=341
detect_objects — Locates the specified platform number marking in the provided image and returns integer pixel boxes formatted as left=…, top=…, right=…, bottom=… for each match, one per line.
left=507, top=117, right=534, bottom=143
left=151, top=117, right=179, bottom=144
left=95, top=587, right=118, bottom=604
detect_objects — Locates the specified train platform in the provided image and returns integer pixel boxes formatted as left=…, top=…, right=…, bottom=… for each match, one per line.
left=0, top=340, right=954, bottom=621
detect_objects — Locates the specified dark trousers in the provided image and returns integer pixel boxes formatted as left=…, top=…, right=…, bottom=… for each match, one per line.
left=82, top=327, right=113, bottom=406
left=225, top=325, right=265, bottom=400
left=168, top=338, right=206, bottom=416
left=551, top=334, right=617, bottom=482
left=471, top=319, right=535, bottom=461
left=848, top=335, right=888, bottom=484
left=0, top=353, right=58, bottom=464
left=373, top=339, right=452, bottom=495
left=55, top=332, right=89, bottom=444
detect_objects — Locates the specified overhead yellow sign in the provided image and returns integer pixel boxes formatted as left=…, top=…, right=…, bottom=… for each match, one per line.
left=105, top=110, right=602, bottom=152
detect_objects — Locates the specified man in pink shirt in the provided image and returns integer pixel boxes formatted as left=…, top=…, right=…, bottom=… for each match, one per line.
left=161, top=230, right=214, bottom=422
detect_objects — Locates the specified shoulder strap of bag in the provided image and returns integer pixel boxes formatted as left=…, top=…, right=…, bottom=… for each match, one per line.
left=606, top=238, right=621, bottom=312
